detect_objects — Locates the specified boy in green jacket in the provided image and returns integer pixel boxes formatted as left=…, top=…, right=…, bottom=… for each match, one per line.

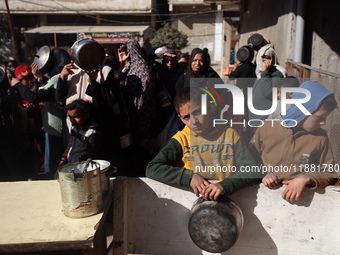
left=146, top=87, right=264, bottom=200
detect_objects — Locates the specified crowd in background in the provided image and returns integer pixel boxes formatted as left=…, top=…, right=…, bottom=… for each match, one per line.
left=1, top=35, right=333, bottom=185
left=0, top=39, right=195, bottom=181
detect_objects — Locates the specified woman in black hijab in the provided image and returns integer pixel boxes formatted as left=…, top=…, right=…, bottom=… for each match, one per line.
left=179, top=48, right=233, bottom=121
left=183, top=48, right=221, bottom=87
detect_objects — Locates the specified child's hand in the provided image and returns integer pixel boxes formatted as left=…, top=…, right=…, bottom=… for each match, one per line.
left=190, top=173, right=210, bottom=197
left=281, top=177, right=314, bottom=201
left=60, top=62, right=78, bottom=81
left=58, top=161, right=65, bottom=168
left=30, top=63, right=43, bottom=82
left=201, top=183, right=224, bottom=201
left=262, top=172, right=282, bottom=189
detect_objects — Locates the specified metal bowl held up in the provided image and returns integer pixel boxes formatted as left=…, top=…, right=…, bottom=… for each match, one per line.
left=247, top=33, right=265, bottom=50
left=33, top=45, right=51, bottom=72
left=72, top=39, right=105, bottom=71
left=237, top=45, right=255, bottom=63
left=188, top=197, right=244, bottom=253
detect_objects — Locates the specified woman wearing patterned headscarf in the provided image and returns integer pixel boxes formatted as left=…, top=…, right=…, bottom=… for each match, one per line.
left=121, top=39, right=155, bottom=146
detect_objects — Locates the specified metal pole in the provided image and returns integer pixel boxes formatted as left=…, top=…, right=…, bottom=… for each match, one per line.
left=4, top=0, right=20, bottom=63
left=294, top=0, right=306, bottom=63
left=54, top=33, right=57, bottom=48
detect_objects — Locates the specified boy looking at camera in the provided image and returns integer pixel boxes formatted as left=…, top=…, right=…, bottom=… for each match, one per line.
left=146, top=87, right=264, bottom=200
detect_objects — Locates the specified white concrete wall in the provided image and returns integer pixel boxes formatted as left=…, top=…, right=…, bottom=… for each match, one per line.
left=114, top=177, right=340, bottom=255
left=177, top=15, right=216, bottom=60
left=0, top=0, right=152, bottom=14
left=239, top=13, right=295, bottom=69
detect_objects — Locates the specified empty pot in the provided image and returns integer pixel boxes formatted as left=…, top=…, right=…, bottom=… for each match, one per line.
left=237, top=45, right=255, bottom=63
left=92, top=159, right=118, bottom=194
left=247, top=33, right=265, bottom=50
left=188, top=197, right=243, bottom=253
left=58, top=159, right=102, bottom=218
left=72, top=39, right=105, bottom=71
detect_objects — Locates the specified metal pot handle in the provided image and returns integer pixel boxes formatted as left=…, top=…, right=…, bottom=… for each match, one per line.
left=83, top=158, right=93, bottom=173
left=106, top=166, right=118, bottom=177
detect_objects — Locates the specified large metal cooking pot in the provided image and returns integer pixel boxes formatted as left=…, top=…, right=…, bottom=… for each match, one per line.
left=72, top=39, right=105, bottom=71
left=237, top=45, right=255, bottom=63
left=92, top=159, right=118, bottom=194
left=58, top=159, right=102, bottom=218
left=33, top=45, right=51, bottom=72
left=188, top=197, right=243, bottom=253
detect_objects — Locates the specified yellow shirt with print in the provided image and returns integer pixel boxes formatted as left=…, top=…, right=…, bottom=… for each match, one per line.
left=173, top=125, right=241, bottom=180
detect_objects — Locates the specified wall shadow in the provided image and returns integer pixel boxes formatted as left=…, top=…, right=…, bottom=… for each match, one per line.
left=226, top=184, right=278, bottom=255
left=123, top=178, right=203, bottom=255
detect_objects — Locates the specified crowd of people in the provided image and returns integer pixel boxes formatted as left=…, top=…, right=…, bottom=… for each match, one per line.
left=0, top=39, right=192, bottom=181
left=146, top=36, right=339, bottom=202
left=0, top=36, right=338, bottom=203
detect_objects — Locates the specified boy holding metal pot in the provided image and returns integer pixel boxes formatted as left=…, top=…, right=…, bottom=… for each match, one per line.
left=146, top=87, right=264, bottom=200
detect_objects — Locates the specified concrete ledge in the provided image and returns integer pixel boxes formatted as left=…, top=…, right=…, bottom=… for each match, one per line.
left=113, top=177, right=340, bottom=255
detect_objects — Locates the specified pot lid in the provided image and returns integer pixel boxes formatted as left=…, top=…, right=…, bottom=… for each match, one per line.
left=58, top=160, right=100, bottom=174
left=33, top=45, right=51, bottom=70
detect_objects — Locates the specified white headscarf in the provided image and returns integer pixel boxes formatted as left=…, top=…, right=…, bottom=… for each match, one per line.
left=255, top=44, right=288, bottom=78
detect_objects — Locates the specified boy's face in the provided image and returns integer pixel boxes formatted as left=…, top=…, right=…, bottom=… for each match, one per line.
left=68, top=109, right=90, bottom=129
left=20, top=75, right=34, bottom=88
left=298, top=106, right=330, bottom=132
left=178, top=100, right=211, bottom=136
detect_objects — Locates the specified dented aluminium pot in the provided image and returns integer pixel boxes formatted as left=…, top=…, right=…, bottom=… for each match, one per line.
left=71, top=39, right=105, bottom=71
left=58, top=160, right=102, bottom=218
left=237, top=45, right=255, bottom=63
left=92, top=159, right=118, bottom=194
left=188, top=197, right=244, bottom=253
